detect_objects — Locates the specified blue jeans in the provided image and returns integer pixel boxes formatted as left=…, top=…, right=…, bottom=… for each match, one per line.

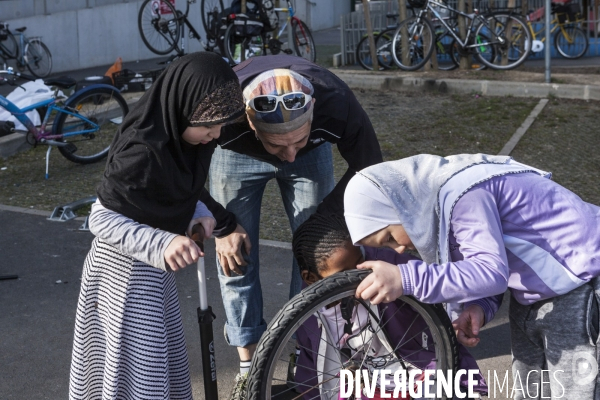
left=209, top=143, right=334, bottom=347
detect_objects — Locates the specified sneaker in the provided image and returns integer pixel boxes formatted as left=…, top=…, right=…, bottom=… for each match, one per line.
left=286, top=352, right=299, bottom=393
left=229, top=372, right=249, bottom=400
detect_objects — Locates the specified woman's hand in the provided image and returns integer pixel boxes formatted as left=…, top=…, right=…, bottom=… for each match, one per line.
left=186, top=216, right=216, bottom=238
left=214, top=224, right=252, bottom=277
left=164, top=236, right=202, bottom=272
left=355, top=260, right=404, bottom=304
left=452, top=304, right=485, bottom=347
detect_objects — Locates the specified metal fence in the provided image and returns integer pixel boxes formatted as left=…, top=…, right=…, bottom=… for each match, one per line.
left=341, top=0, right=600, bottom=65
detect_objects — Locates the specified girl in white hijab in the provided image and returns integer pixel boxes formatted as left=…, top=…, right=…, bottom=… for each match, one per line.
left=344, top=154, right=600, bottom=399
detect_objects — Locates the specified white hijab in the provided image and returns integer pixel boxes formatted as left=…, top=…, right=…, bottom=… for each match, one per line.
left=344, top=154, right=513, bottom=264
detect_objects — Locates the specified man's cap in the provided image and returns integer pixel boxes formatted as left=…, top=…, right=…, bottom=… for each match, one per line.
left=243, top=69, right=314, bottom=134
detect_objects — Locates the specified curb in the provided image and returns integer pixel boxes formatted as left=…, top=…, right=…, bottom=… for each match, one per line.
left=331, top=70, right=600, bottom=101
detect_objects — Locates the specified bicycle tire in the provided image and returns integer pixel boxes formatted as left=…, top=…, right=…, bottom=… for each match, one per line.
left=434, top=30, right=458, bottom=71
left=449, top=37, right=491, bottom=70
left=223, top=23, right=264, bottom=65
left=201, top=0, right=224, bottom=41
left=292, top=19, right=316, bottom=63
left=138, top=0, right=181, bottom=55
left=475, top=13, right=531, bottom=70
left=355, top=31, right=394, bottom=71
left=24, top=38, right=52, bottom=78
left=391, top=16, right=436, bottom=71
left=554, top=25, right=588, bottom=59
left=247, top=269, right=459, bottom=400
left=0, top=29, right=18, bottom=60
left=54, top=85, right=129, bottom=165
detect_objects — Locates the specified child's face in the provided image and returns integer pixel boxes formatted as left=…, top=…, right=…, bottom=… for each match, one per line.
left=358, top=224, right=414, bottom=254
left=181, top=124, right=223, bottom=145
left=300, top=241, right=364, bottom=285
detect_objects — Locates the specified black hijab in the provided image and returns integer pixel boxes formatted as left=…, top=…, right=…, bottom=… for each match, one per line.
left=97, top=52, right=244, bottom=234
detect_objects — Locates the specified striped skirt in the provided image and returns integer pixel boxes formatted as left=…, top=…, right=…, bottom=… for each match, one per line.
left=69, top=238, right=193, bottom=400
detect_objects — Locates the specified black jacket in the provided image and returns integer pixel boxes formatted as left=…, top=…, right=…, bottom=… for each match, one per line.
left=210, top=55, right=382, bottom=236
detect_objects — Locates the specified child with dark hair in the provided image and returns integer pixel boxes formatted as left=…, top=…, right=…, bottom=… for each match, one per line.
left=290, top=213, right=487, bottom=400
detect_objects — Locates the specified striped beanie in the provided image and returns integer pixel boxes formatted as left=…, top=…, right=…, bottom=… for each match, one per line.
left=243, top=69, right=314, bottom=134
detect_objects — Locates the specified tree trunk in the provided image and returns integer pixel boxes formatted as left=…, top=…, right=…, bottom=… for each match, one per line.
left=398, top=0, right=410, bottom=66
left=362, top=0, right=379, bottom=71
left=458, top=0, right=471, bottom=69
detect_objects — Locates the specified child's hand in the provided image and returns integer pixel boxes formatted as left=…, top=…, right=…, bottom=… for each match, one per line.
left=164, top=236, right=203, bottom=272
left=355, top=261, right=403, bottom=304
left=187, top=216, right=216, bottom=238
left=452, top=304, right=485, bottom=347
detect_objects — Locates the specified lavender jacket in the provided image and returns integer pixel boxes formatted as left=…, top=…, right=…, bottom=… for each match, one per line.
left=294, top=247, right=487, bottom=399
left=398, top=172, right=600, bottom=324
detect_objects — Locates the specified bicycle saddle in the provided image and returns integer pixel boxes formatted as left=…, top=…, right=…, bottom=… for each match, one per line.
left=44, top=76, right=77, bottom=89
left=14, top=27, right=26, bottom=33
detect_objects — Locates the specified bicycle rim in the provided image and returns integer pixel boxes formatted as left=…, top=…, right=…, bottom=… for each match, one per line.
left=25, top=39, right=52, bottom=78
left=476, top=13, right=531, bottom=70
left=555, top=26, right=588, bottom=59
left=55, top=88, right=128, bottom=164
left=356, top=34, right=391, bottom=71
left=223, top=24, right=264, bottom=65
left=201, top=0, right=224, bottom=41
left=391, top=17, right=435, bottom=71
left=435, top=32, right=458, bottom=71
left=247, top=270, right=458, bottom=400
left=292, top=19, right=316, bottom=62
left=138, top=0, right=181, bottom=55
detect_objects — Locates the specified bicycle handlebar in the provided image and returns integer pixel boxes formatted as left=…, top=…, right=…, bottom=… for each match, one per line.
left=0, top=69, right=38, bottom=85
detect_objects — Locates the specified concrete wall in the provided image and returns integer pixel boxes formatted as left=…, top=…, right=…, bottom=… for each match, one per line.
left=0, top=0, right=345, bottom=74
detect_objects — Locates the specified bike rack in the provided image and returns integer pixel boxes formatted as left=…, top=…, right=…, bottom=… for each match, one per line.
left=79, top=215, right=90, bottom=231
left=48, top=196, right=96, bottom=223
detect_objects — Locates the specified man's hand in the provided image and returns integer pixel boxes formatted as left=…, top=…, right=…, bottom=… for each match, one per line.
left=186, top=216, right=216, bottom=238
left=355, top=261, right=403, bottom=304
left=164, top=236, right=202, bottom=272
left=214, top=224, right=252, bottom=277
left=452, top=304, right=485, bottom=347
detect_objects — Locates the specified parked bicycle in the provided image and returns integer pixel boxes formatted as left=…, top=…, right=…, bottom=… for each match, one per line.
left=222, top=0, right=316, bottom=65
left=0, top=23, right=52, bottom=78
left=520, top=0, right=588, bottom=59
left=356, top=10, right=462, bottom=71
left=0, top=68, right=128, bottom=178
left=391, top=0, right=531, bottom=71
left=138, top=0, right=222, bottom=57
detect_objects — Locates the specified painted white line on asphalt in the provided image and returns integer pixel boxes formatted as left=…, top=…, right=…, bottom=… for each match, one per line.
left=497, top=98, right=549, bottom=156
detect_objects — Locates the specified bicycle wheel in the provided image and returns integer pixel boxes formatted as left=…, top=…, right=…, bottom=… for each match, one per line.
left=223, top=23, right=264, bottom=65
left=449, top=36, right=492, bottom=70
left=0, top=29, right=18, bottom=59
left=434, top=30, right=458, bottom=71
left=54, top=86, right=129, bottom=164
left=24, top=39, right=52, bottom=78
left=138, top=0, right=181, bottom=55
left=247, top=269, right=458, bottom=400
left=391, top=16, right=435, bottom=71
left=475, top=13, right=531, bottom=70
left=201, top=0, right=224, bottom=42
left=292, top=19, right=316, bottom=63
left=356, top=30, right=394, bottom=71
left=554, top=26, right=588, bottom=59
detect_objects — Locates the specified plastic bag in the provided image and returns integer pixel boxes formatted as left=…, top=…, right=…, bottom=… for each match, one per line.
left=0, top=80, right=56, bottom=131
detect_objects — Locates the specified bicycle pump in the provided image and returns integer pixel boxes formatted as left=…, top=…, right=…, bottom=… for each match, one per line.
left=191, top=224, right=219, bottom=399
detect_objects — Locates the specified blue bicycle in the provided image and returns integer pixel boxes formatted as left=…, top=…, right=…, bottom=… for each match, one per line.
left=0, top=68, right=128, bottom=177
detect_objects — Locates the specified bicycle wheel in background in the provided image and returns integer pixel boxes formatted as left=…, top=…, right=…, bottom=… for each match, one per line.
left=138, top=0, right=181, bottom=55
left=54, top=86, right=129, bottom=164
left=201, top=0, right=224, bottom=42
left=247, top=269, right=458, bottom=400
left=475, top=13, right=531, bottom=70
left=0, top=29, right=18, bottom=59
left=223, top=23, right=264, bottom=65
left=356, top=28, right=395, bottom=70
left=391, top=16, right=435, bottom=71
left=554, top=26, right=588, bottom=59
left=449, top=36, right=492, bottom=70
left=292, top=19, right=316, bottom=62
left=24, top=38, right=52, bottom=78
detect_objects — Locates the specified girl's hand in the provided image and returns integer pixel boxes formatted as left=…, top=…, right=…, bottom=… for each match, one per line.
left=164, top=236, right=202, bottom=272
left=355, top=260, right=404, bottom=304
left=452, top=304, right=485, bottom=347
left=187, top=216, right=216, bottom=238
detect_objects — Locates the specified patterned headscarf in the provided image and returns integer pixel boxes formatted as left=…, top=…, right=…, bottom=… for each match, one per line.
left=243, top=69, right=314, bottom=134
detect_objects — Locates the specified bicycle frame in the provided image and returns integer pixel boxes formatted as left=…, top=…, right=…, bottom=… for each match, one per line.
left=272, top=0, right=297, bottom=47
left=526, top=14, right=580, bottom=43
left=424, top=0, right=489, bottom=50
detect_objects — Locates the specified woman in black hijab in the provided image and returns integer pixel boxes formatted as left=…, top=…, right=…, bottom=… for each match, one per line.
left=69, top=53, right=244, bottom=400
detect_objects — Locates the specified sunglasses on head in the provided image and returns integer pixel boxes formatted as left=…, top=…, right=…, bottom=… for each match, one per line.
left=247, top=92, right=312, bottom=113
